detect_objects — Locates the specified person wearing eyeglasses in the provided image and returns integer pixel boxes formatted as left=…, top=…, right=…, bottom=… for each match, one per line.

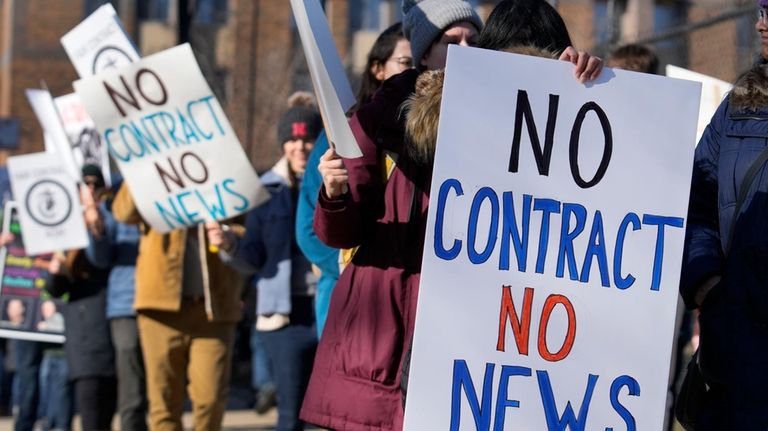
left=295, top=22, right=413, bottom=348
left=680, top=0, right=768, bottom=429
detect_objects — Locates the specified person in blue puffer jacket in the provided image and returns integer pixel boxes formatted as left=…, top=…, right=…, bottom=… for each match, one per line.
left=681, top=9, right=768, bottom=427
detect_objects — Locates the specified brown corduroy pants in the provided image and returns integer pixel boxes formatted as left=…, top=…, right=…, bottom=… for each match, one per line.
left=137, top=302, right=235, bottom=431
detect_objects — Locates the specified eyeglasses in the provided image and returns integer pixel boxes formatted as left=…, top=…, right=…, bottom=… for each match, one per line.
left=388, top=56, right=414, bottom=69
left=759, top=7, right=768, bottom=23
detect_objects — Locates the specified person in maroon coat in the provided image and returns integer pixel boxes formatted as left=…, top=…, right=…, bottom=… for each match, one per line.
left=300, top=1, right=602, bottom=430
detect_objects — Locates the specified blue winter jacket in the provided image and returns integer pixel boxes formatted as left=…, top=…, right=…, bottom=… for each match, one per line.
left=227, top=158, right=316, bottom=316
left=682, top=65, right=768, bottom=427
left=296, top=131, right=339, bottom=336
left=86, top=199, right=140, bottom=319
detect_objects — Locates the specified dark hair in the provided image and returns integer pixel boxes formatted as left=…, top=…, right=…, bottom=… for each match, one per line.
left=477, top=0, right=572, bottom=54
left=356, top=22, right=406, bottom=107
left=607, top=44, right=659, bottom=74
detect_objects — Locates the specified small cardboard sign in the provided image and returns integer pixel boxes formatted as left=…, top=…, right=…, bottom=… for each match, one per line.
left=7, top=153, right=88, bottom=256
left=61, top=3, right=139, bottom=78
left=290, top=0, right=362, bottom=158
left=74, top=43, right=268, bottom=233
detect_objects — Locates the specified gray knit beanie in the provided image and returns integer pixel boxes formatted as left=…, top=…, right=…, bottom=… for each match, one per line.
left=402, top=0, right=483, bottom=67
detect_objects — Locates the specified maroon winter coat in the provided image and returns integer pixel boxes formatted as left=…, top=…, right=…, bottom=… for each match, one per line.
left=300, top=70, right=429, bottom=431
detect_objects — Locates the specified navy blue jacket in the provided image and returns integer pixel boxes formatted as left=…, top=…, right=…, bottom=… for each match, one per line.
left=682, top=66, right=768, bottom=428
left=226, top=159, right=316, bottom=316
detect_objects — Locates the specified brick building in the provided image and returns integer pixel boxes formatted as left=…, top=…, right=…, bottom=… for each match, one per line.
left=0, top=0, right=761, bottom=172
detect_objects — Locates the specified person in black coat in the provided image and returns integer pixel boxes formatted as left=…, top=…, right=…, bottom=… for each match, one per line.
left=47, top=248, right=116, bottom=430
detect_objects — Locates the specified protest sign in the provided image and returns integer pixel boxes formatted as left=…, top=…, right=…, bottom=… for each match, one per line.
left=290, top=0, right=362, bottom=158
left=403, top=46, right=701, bottom=431
left=55, top=93, right=112, bottom=187
left=73, top=43, right=268, bottom=233
left=666, top=65, right=732, bottom=144
left=61, top=3, right=139, bottom=78
left=0, top=202, right=65, bottom=343
left=25, top=89, right=82, bottom=181
left=7, top=152, right=89, bottom=256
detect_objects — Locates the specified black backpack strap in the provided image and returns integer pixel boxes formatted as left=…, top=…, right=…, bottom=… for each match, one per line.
left=727, top=145, right=768, bottom=254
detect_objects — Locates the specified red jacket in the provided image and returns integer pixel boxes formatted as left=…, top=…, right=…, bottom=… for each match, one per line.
left=300, top=70, right=429, bottom=431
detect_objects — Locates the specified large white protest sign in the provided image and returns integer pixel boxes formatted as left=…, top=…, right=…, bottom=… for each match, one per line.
left=61, top=3, right=139, bottom=78
left=73, top=43, right=268, bottom=233
left=291, top=0, right=362, bottom=158
left=666, top=65, right=732, bottom=144
left=55, top=93, right=112, bottom=187
left=25, top=90, right=81, bottom=182
left=403, top=46, right=700, bottom=431
left=7, top=153, right=88, bottom=256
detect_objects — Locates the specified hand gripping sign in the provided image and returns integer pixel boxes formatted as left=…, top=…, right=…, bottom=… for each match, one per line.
left=74, top=44, right=268, bottom=233
left=403, top=46, right=701, bottom=431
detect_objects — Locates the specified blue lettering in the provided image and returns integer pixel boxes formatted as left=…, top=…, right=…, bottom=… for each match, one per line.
left=177, top=108, right=202, bottom=144
left=118, top=124, right=146, bottom=159
left=614, top=213, right=641, bottom=290
left=159, top=111, right=186, bottom=146
left=468, top=187, right=499, bottom=265
left=222, top=178, right=250, bottom=212
left=104, top=128, right=130, bottom=162
left=129, top=121, right=160, bottom=154
left=187, top=98, right=214, bottom=140
left=493, top=365, right=531, bottom=431
left=537, top=370, right=598, bottom=431
left=533, top=199, right=561, bottom=274
left=606, top=375, right=640, bottom=431
left=176, top=191, right=202, bottom=224
left=450, top=360, right=494, bottom=431
left=435, top=179, right=463, bottom=261
left=556, top=203, right=586, bottom=281
left=155, top=198, right=186, bottom=230
left=642, top=214, right=684, bottom=291
left=143, top=113, right=171, bottom=149
left=200, top=95, right=225, bottom=136
left=499, top=193, right=531, bottom=272
left=580, top=210, right=610, bottom=287
left=195, top=184, right=228, bottom=220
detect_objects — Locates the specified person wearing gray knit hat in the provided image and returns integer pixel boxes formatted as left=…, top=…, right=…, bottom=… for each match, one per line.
left=402, top=0, right=483, bottom=70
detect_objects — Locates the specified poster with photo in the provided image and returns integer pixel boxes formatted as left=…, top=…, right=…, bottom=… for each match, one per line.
left=0, top=202, right=64, bottom=343
left=55, top=93, right=112, bottom=187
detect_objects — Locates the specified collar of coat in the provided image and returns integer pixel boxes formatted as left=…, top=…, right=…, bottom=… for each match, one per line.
left=730, top=63, right=768, bottom=114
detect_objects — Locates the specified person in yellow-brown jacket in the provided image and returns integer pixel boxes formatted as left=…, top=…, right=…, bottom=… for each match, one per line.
left=112, top=183, right=244, bottom=431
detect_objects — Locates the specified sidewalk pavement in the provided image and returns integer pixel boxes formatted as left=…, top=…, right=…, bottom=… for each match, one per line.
left=0, top=408, right=281, bottom=430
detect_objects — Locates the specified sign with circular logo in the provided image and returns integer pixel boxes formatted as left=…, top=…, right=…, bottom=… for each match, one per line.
left=24, top=180, right=73, bottom=227
left=91, top=45, right=135, bottom=75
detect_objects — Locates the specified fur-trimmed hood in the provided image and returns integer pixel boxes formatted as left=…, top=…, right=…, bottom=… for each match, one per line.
left=403, top=46, right=558, bottom=164
left=730, top=64, right=768, bottom=112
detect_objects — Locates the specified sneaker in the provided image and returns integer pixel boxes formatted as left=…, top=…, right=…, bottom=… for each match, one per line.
left=254, top=385, right=277, bottom=415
